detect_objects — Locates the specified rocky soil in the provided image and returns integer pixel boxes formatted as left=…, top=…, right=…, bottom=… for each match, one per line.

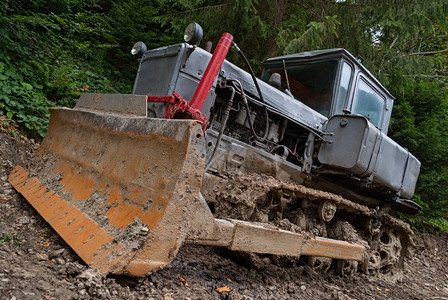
left=0, top=119, right=447, bottom=300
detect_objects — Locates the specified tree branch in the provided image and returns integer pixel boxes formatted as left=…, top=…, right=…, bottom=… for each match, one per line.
left=379, top=73, right=447, bottom=78
left=389, top=35, right=399, bottom=49
left=408, top=48, right=448, bottom=56
left=320, top=0, right=439, bottom=8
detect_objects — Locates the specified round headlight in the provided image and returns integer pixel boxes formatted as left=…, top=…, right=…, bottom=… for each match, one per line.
left=131, top=41, right=147, bottom=58
left=184, top=22, right=203, bottom=45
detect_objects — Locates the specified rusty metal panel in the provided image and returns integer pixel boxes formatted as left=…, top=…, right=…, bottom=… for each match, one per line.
left=8, top=166, right=133, bottom=274
left=301, top=237, right=365, bottom=261
left=188, top=219, right=366, bottom=263
left=76, top=93, right=148, bottom=117
left=229, top=220, right=304, bottom=256
left=9, top=107, right=209, bottom=276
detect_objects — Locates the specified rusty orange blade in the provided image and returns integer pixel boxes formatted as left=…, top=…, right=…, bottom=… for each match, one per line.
left=9, top=107, right=208, bottom=276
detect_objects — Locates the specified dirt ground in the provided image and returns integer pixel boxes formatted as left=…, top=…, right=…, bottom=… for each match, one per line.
left=0, top=120, right=447, bottom=300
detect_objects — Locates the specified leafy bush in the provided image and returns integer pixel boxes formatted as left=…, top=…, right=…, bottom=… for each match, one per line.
left=0, top=54, right=54, bottom=137
left=0, top=0, right=190, bottom=138
left=401, top=213, right=448, bottom=233
left=0, top=0, right=131, bottom=138
left=389, top=80, right=448, bottom=221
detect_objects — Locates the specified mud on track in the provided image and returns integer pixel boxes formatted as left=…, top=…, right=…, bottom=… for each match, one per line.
left=0, top=121, right=447, bottom=299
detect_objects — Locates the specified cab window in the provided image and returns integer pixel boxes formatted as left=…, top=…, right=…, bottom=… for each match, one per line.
left=334, top=62, right=352, bottom=115
left=352, top=78, right=384, bottom=127
left=262, top=60, right=338, bottom=117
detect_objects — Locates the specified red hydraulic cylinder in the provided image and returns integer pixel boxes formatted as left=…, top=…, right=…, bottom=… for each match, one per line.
left=189, top=32, right=233, bottom=111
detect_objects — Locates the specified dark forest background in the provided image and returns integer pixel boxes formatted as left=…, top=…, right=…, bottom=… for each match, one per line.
left=1, top=0, right=447, bottom=231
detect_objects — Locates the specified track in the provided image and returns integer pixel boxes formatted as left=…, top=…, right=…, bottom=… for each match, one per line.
left=201, top=171, right=413, bottom=280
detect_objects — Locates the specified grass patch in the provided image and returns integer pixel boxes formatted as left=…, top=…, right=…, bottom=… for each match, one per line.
left=0, top=233, right=22, bottom=245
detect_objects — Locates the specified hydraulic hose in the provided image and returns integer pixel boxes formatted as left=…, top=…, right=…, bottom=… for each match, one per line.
left=227, top=79, right=266, bottom=143
left=232, top=42, right=270, bottom=141
left=205, top=85, right=236, bottom=172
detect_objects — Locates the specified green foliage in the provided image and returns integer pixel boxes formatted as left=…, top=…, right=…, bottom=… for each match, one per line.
left=0, top=0, right=201, bottom=138
left=0, top=0, right=447, bottom=229
left=388, top=77, right=448, bottom=221
left=283, top=15, right=341, bottom=54
left=105, top=0, right=194, bottom=84
left=0, top=53, right=54, bottom=137
left=0, top=233, right=22, bottom=245
left=154, top=0, right=289, bottom=68
left=401, top=214, right=448, bottom=233
left=0, top=0, right=140, bottom=137
left=0, top=0, right=202, bottom=139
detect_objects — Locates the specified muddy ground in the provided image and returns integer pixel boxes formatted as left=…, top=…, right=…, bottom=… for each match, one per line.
left=0, top=120, right=447, bottom=300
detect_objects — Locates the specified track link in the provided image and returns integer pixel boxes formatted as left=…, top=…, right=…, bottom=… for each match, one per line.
left=202, top=171, right=413, bottom=279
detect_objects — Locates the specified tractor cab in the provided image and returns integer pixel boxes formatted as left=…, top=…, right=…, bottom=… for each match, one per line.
left=261, top=49, right=394, bottom=134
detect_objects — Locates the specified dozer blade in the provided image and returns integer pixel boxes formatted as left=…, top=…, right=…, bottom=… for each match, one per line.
left=8, top=106, right=214, bottom=276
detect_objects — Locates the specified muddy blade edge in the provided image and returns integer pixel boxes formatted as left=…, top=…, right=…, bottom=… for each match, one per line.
left=8, top=107, right=207, bottom=276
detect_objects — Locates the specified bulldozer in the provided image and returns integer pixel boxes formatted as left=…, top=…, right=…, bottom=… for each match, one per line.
left=9, top=23, right=420, bottom=278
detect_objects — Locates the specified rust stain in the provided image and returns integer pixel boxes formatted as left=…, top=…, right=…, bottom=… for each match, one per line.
left=7, top=165, right=127, bottom=274
left=122, top=260, right=166, bottom=277
left=106, top=188, right=144, bottom=229
left=301, top=237, right=365, bottom=261
left=129, top=186, right=146, bottom=205
left=140, top=179, right=171, bottom=230
left=8, top=109, right=205, bottom=277
left=125, top=223, right=182, bottom=264
left=8, top=167, right=28, bottom=187
left=104, top=180, right=171, bottom=230
left=55, top=161, right=95, bottom=201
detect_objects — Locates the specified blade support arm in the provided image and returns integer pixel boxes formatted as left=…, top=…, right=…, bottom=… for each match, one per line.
left=147, top=91, right=208, bottom=132
left=186, top=219, right=367, bottom=262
